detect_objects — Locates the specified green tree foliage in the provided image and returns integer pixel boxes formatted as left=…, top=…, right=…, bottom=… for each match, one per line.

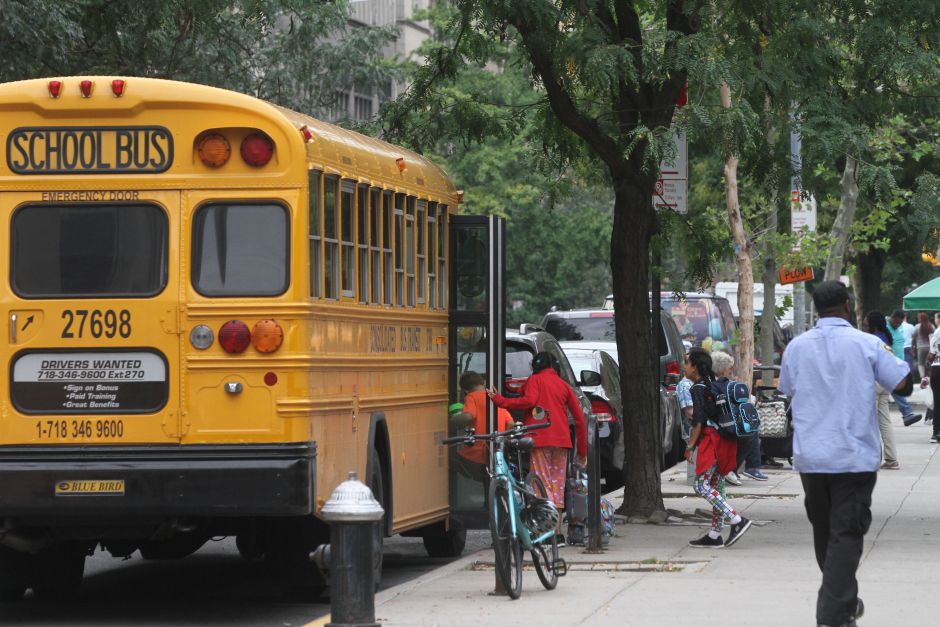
left=0, top=0, right=397, bottom=117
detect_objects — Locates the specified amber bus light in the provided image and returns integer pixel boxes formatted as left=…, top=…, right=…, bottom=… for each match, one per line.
left=219, top=320, right=251, bottom=354
left=252, top=320, right=283, bottom=353
left=197, top=132, right=231, bottom=168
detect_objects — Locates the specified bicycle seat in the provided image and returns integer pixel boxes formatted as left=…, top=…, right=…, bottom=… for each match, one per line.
left=509, top=437, right=534, bottom=450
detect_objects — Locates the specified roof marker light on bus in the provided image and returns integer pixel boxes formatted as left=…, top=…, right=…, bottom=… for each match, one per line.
left=251, top=319, right=284, bottom=353
left=196, top=132, right=231, bottom=168
left=48, top=81, right=62, bottom=98
left=111, top=79, right=126, bottom=97
left=396, top=157, right=407, bottom=173
left=240, top=132, right=274, bottom=167
left=189, top=325, right=214, bottom=350
left=219, top=320, right=252, bottom=354
left=299, top=125, right=314, bottom=143
left=80, top=80, right=94, bottom=98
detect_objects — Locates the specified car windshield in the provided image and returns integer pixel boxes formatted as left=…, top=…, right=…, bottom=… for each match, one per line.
left=544, top=315, right=615, bottom=341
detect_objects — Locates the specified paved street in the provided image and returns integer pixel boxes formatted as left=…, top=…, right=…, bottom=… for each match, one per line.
left=374, top=401, right=937, bottom=626
left=0, top=531, right=491, bottom=626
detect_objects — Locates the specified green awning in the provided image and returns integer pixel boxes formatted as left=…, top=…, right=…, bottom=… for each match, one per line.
left=903, top=276, right=940, bottom=310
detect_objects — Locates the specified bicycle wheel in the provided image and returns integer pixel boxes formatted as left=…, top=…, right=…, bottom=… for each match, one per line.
left=524, top=473, right=558, bottom=590
left=488, top=479, right=523, bottom=599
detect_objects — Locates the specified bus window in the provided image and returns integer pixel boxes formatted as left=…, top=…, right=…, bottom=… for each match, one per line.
left=309, top=171, right=322, bottom=298
left=324, top=176, right=339, bottom=299
left=394, top=193, right=405, bottom=307
left=406, top=196, right=416, bottom=307
left=370, top=188, right=381, bottom=304
left=427, top=202, right=437, bottom=308
left=382, top=191, right=393, bottom=305
left=438, top=205, right=447, bottom=309
left=192, top=203, right=288, bottom=296
left=358, top=184, right=369, bottom=304
left=12, top=204, right=167, bottom=297
left=417, top=200, right=426, bottom=305
left=341, top=180, right=355, bottom=298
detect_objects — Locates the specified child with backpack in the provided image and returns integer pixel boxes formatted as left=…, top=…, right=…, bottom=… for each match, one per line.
left=684, top=347, right=753, bottom=548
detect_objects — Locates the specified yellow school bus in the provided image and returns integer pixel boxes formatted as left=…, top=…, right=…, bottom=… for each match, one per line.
left=0, top=76, right=469, bottom=599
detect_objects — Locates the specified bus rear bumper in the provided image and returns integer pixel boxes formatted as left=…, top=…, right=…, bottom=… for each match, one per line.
left=0, top=443, right=316, bottom=518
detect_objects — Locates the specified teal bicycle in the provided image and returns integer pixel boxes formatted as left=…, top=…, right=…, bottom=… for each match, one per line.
left=444, top=409, right=566, bottom=599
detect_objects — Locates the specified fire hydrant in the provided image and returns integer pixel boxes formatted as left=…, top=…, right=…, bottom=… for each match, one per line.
left=320, top=471, right=384, bottom=627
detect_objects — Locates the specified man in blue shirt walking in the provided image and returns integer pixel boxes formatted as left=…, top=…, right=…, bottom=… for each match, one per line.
left=780, top=281, right=914, bottom=627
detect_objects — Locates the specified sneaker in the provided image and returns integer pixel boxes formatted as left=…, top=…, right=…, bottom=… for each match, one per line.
left=930, top=434, right=939, bottom=443
left=742, top=468, right=769, bottom=481
left=688, top=533, right=724, bottom=548
left=725, top=516, right=752, bottom=547
left=724, top=471, right=742, bottom=486
left=881, top=460, right=900, bottom=470
left=903, top=413, right=923, bottom=427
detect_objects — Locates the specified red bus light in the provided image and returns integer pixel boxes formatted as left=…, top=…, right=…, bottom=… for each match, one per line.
left=80, top=80, right=94, bottom=98
left=111, top=79, right=126, bottom=97
left=240, top=132, right=274, bottom=167
left=219, top=320, right=251, bottom=354
left=48, top=81, right=63, bottom=98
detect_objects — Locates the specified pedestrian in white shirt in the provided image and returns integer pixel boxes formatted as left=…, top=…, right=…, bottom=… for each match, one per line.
left=780, top=281, right=913, bottom=627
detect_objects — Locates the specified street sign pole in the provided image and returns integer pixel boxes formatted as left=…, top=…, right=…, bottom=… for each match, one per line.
left=790, top=115, right=807, bottom=334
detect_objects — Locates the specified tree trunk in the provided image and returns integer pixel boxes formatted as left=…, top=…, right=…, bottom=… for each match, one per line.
left=824, top=155, right=860, bottom=281
left=720, top=81, right=754, bottom=387
left=855, top=248, right=886, bottom=316
left=760, top=99, right=779, bottom=387
left=612, top=177, right=663, bottom=518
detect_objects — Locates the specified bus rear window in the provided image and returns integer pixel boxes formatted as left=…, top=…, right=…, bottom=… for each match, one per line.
left=11, top=204, right=167, bottom=298
left=192, top=203, right=289, bottom=296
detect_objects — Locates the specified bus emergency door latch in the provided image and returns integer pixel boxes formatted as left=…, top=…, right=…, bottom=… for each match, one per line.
left=224, top=382, right=243, bottom=394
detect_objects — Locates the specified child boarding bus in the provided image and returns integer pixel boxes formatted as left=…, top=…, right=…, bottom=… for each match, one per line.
left=0, top=77, right=501, bottom=600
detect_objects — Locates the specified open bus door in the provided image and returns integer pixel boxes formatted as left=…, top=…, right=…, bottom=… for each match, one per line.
left=448, top=215, right=505, bottom=529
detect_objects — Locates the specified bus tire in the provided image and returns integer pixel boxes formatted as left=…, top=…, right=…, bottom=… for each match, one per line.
left=420, top=520, right=466, bottom=558
left=30, top=543, right=86, bottom=601
left=0, top=546, right=30, bottom=602
left=368, top=447, right=386, bottom=590
left=265, top=517, right=328, bottom=602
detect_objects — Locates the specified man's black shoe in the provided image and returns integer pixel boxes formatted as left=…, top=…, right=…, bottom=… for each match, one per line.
left=903, top=413, right=923, bottom=427
left=851, top=597, right=864, bottom=620
left=762, top=457, right=784, bottom=468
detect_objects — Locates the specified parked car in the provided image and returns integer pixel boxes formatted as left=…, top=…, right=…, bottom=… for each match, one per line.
left=603, top=292, right=738, bottom=352
left=540, top=309, right=687, bottom=472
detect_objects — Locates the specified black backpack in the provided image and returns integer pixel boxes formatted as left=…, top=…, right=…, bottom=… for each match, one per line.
left=713, top=379, right=761, bottom=440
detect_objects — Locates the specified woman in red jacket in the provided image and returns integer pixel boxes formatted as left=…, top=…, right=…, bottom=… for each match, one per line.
left=487, top=352, right=588, bottom=518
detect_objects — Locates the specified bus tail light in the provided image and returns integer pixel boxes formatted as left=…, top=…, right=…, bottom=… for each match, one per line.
left=252, top=320, right=283, bottom=353
left=240, top=132, right=274, bottom=167
left=591, top=399, right=616, bottom=423
left=189, top=324, right=214, bottom=350
left=80, top=80, right=94, bottom=98
left=219, top=320, right=251, bottom=354
left=111, top=79, right=126, bottom=97
left=197, top=132, right=231, bottom=168
left=48, top=81, right=62, bottom=98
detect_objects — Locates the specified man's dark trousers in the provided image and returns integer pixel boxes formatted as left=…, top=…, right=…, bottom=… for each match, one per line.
left=800, top=472, right=877, bottom=625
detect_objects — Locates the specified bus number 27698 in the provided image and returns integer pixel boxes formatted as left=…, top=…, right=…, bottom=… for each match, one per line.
left=61, top=309, right=131, bottom=339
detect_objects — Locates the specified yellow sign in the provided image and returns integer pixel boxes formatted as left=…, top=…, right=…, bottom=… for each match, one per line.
left=55, top=479, right=125, bottom=496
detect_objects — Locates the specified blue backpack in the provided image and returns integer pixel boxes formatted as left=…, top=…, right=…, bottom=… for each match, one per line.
left=713, top=379, right=761, bottom=440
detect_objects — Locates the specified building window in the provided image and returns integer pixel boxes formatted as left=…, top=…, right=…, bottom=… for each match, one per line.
left=354, top=95, right=374, bottom=121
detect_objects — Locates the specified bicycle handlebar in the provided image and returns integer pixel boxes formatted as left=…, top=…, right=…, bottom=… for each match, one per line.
left=441, top=420, right=551, bottom=446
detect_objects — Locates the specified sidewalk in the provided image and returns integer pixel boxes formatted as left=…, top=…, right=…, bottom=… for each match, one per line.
left=374, top=408, right=939, bottom=626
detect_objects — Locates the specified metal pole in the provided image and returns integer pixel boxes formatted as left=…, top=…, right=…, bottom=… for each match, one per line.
left=585, top=414, right=603, bottom=553
left=790, top=112, right=807, bottom=335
